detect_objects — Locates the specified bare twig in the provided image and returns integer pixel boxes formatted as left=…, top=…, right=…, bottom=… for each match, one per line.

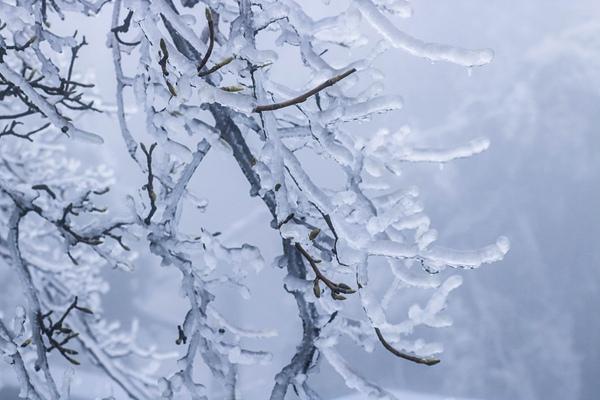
left=31, top=184, right=56, bottom=199
left=38, top=296, right=93, bottom=366
left=374, top=327, right=440, bottom=366
left=5, top=36, right=36, bottom=52
left=141, top=143, right=158, bottom=225
left=198, top=56, right=234, bottom=77
left=196, top=8, right=215, bottom=74
left=158, top=39, right=177, bottom=96
left=309, top=201, right=348, bottom=267
left=175, top=325, right=187, bottom=345
left=158, top=38, right=169, bottom=77
left=111, top=10, right=141, bottom=46
left=253, top=68, right=356, bottom=112
left=0, top=121, right=49, bottom=142
left=294, top=243, right=355, bottom=300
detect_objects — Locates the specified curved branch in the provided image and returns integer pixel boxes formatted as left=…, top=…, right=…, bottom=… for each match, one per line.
left=374, top=327, right=440, bottom=366
left=253, top=68, right=356, bottom=113
left=196, top=8, right=215, bottom=74
left=8, top=208, right=60, bottom=400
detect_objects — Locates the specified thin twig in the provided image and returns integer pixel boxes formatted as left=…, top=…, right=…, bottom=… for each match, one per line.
left=31, top=184, right=56, bottom=199
left=309, top=201, right=348, bottom=266
left=158, top=39, right=177, bottom=96
left=196, top=8, right=215, bottom=74
left=111, top=10, right=141, bottom=46
left=294, top=243, right=355, bottom=300
left=374, top=327, right=440, bottom=366
left=141, top=143, right=158, bottom=225
left=199, top=56, right=234, bottom=77
left=253, top=68, right=356, bottom=112
left=158, top=38, right=169, bottom=76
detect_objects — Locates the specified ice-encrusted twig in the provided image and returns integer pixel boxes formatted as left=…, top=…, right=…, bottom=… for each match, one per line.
left=270, top=241, right=320, bottom=400
left=0, top=318, right=44, bottom=400
left=355, top=0, right=494, bottom=67
left=110, top=0, right=139, bottom=159
left=7, top=208, right=60, bottom=400
left=0, top=63, right=102, bottom=144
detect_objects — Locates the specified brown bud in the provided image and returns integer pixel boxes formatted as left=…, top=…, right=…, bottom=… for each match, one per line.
left=166, top=81, right=177, bottom=97
left=220, top=85, right=244, bottom=92
left=76, top=306, right=94, bottom=315
left=336, top=283, right=355, bottom=294
left=308, top=228, right=321, bottom=241
left=313, top=279, right=321, bottom=298
left=331, top=291, right=347, bottom=301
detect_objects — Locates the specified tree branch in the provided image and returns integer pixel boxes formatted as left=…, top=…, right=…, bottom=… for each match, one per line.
left=0, top=319, right=44, bottom=400
left=295, top=243, right=355, bottom=300
left=140, top=142, right=158, bottom=225
left=253, top=68, right=356, bottom=113
left=8, top=208, right=60, bottom=400
left=196, top=8, right=215, bottom=74
left=198, top=56, right=233, bottom=77
left=270, top=240, right=320, bottom=400
left=111, top=9, right=141, bottom=46
left=374, top=327, right=440, bottom=366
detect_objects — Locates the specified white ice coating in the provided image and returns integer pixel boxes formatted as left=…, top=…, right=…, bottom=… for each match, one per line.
left=423, top=236, right=511, bottom=268
left=355, top=0, right=494, bottom=67
left=227, top=346, right=272, bottom=365
left=318, top=95, right=404, bottom=123
left=398, top=138, right=491, bottom=163
left=373, top=0, right=413, bottom=18
left=0, top=63, right=103, bottom=144
left=408, top=275, right=462, bottom=327
left=321, top=347, right=398, bottom=400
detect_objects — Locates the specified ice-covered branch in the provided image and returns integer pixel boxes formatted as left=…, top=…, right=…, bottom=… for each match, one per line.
left=355, top=0, right=494, bottom=67
left=0, top=319, right=44, bottom=400
left=0, top=60, right=102, bottom=144
left=270, top=240, right=320, bottom=400
left=7, top=208, right=60, bottom=400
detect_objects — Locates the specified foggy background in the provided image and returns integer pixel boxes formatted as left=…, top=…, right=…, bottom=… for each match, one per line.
left=1, top=1, right=599, bottom=399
